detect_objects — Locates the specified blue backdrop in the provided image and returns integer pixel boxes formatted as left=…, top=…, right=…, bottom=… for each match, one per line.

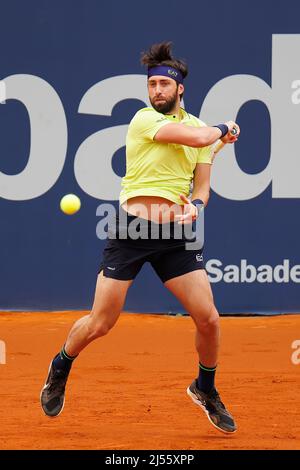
left=1, top=0, right=300, bottom=314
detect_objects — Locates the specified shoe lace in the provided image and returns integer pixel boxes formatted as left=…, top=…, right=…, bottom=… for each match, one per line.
left=209, top=389, right=226, bottom=410
left=48, top=369, right=68, bottom=394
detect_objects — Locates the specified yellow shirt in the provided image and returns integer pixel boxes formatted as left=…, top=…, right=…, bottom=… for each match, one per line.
left=119, top=107, right=213, bottom=206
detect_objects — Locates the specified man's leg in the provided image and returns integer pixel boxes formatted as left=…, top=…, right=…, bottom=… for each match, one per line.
left=164, top=269, right=236, bottom=434
left=165, top=270, right=219, bottom=366
left=65, top=271, right=132, bottom=356
left=40, top=271, right=132, bottom=417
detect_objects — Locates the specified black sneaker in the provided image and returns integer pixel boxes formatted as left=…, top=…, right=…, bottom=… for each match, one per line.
left=187, top=380, right=237, bottom=434
left=40, top=361, right=69, bottom=417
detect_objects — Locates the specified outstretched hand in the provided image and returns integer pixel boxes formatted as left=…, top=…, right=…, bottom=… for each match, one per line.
left=175, top=194, right=198, bottom=224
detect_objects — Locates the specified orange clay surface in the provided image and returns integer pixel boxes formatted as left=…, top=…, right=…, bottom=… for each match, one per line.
left=0, top=312, right=300, bottom=450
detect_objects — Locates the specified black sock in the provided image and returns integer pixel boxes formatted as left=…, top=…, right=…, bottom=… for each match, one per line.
left=52, top=345, right=78, bottom=373
left=197, top=362, right=217, bottom=394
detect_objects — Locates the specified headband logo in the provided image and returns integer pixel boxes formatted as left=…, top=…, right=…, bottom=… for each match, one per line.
left=168, top=69, right=178, bottom=77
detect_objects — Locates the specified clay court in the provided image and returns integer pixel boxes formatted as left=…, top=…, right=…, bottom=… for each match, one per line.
left=0, top=312, right=299, bottom=450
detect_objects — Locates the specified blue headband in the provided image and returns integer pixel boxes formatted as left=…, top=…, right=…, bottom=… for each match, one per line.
left=148, top=65, right=184, bottom=84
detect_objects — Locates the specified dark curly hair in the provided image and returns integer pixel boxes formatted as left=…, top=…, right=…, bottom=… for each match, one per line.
left=140, top=41, right=188, bottom=79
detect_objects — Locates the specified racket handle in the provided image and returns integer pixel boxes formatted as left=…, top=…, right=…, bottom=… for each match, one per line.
left=212, top=127, right=238, bottom=160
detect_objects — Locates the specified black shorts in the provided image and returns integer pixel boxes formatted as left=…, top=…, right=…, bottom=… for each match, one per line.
left=98, top=206, right=205, bottom=283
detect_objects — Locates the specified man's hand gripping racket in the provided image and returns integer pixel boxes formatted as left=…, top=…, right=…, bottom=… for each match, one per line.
left=212, top=124, right=239, bottom=163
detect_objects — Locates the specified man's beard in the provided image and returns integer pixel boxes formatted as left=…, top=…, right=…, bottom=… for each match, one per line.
left=150, top=91, right=178, bottom=114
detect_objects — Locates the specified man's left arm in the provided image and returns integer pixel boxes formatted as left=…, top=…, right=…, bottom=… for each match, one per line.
left=176, top=163, right=211, bottom=224
left=191, top=163, right=211, bottom=207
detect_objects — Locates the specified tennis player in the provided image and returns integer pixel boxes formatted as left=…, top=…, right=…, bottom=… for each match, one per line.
left=41, top=42, right=240, bottom=434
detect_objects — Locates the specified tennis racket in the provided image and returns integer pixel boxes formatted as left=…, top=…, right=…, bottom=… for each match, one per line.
left=211, top=127, right=238, bottom=162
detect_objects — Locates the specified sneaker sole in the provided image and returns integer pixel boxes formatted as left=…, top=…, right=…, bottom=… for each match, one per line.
left=186, top=387, right=237, bottom=435
left=40, top=361, right=66, bottom=418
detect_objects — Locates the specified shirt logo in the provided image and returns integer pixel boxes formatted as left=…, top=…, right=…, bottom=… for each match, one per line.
left=196, top=254, right=203, bottom=262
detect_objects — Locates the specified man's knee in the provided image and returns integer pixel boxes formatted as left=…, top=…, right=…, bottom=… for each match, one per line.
left=196, top=305, right=219, bottom=331
left=87, top=316, right=116, bottom=340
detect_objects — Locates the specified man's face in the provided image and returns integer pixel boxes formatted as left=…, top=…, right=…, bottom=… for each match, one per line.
left=148, top=76, right=183, bottom=114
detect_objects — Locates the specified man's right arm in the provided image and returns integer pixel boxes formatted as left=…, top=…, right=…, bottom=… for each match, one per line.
left=154, top=121, right=239, bottom=147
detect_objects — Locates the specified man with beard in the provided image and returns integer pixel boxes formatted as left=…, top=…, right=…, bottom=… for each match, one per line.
left=40, top=42, right=240, bottom=434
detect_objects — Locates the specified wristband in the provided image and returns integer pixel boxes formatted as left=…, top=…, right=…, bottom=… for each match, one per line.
left=213, top=124, right=229, bottom=138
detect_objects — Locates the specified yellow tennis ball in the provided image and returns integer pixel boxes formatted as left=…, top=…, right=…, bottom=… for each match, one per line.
left=60, top=194, right=81, bottom=215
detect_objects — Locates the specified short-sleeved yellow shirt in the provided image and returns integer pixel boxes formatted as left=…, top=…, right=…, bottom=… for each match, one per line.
left=119, top=107, right=213, bottom=206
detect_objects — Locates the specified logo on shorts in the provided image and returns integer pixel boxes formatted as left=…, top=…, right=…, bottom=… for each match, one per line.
left=107, top=266, right=116, bottom=270
left=196, top=254, right=203, bottom=262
